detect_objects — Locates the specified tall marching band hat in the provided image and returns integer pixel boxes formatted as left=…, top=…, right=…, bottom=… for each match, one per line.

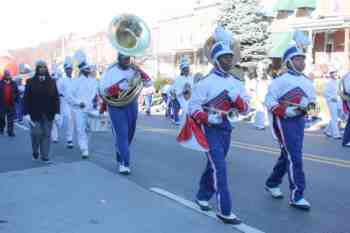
left=204, top=25, right=240, bottom=66
left=179, top=55, right=190, bottom=70
left=210, top=26, right=234, bottom=63
left=73, top=50, right=90, bottom=70
left=63, top=56, right=73, bottom=69
left=282, top=30, right=310, bottom=64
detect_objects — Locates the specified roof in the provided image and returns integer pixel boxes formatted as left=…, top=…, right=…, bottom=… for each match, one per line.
left=274, top=0, right=316, bottom=12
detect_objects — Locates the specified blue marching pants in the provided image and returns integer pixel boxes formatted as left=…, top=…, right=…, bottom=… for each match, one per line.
left=144, top=95, right=152, bottom=115
left=170, top=98, right=180, bottom=123
left=266, top=115, right=306, bottom=202
left=197, top=122, right=233, bottom=216
left=342, top=114, right=350, bottom=146
left=108, top=100, right=138, bottom=167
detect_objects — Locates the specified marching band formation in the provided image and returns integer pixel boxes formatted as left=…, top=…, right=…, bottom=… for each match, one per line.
left=1, top=14, right=350, bottom=225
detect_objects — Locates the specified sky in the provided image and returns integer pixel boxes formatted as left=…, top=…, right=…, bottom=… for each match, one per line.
left=0, top=0, right=200, bottom=51
left=0, top=0, right=275, bottom=51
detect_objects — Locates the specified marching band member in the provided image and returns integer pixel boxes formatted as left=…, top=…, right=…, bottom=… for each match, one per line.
left=55, top=57, right=75, bottom=149
left=323, top=68, right=341, bottom=139
left=99, top=53, right=151, bottom=175
left=160, top=80, right=171, bottom=118
left=50, top=64, right=63, bottom=143
left=142, top=84, right=155, bottom=115
left=264, top=35, right=315, bottom=210
left=185, top=26, right=249, bottom=224
left=341, top=70, right=350, bottom=147
left=67, top=52, right=98, bottom=159
left=170, top=56, right=194, bottom=124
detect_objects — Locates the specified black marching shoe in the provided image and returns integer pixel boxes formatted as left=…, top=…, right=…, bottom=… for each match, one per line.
left=8, top=132, right=15, bottom=137
left=66, top=141, right=74, bottom=149
left=32, top=153, right=39, bottom=161
left=41, top=157, right=52, bottom=164
left=216, top=213, right=242, bottom=225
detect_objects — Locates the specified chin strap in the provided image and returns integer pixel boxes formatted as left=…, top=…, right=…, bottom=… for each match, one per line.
left=287, top=59, right=304, bottom=76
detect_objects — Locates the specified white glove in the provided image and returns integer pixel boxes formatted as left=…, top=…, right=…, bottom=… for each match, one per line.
left=208, top=113, right=223, bottom=125
left=54, top=114, right=61, bottom=121
left=119, top=80, right=129, bottom=91
left=285, top=106, right=301, bottom=118
left=299, top=97, right=309, bottom=110
left=24, top=115, right=35, bottom=127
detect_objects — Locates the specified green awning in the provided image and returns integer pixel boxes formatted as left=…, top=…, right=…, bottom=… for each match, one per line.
left=294, top=0, right=316, bottom=9
left=274, top=0, right=294, bottom=12
left=268, top=32, right=293, bottom=58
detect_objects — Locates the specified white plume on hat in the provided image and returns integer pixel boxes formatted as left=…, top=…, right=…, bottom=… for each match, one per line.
left=292, top=30, right=311, bottom=49
left=213, top=25, right=232, bottom=46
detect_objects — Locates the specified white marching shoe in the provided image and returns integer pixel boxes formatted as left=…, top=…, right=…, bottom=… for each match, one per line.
left=216, top=213, right=242, bottom=225
left=81, top=150, right=89, bottom=159
left=290, top=198, right=311, bottom=210
left=265, top=186, right=284, bottom=199
left=119, top=165, right=131, bottom=175
left=195, top=199, right=211, bottom=211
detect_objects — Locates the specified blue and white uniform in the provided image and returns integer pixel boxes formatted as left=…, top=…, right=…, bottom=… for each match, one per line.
left=342, top=72, right=350, bottom=146
left=99, top=63, right=151, bottom=169
left=189, top=67, right=249, bottom=217
left=264, top=69, right=315, bottom=202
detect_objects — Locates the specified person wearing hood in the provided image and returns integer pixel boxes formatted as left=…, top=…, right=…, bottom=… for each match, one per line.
left=23, top=60, right=60, bottom=163
left=0, top=69, right=19, bottom=137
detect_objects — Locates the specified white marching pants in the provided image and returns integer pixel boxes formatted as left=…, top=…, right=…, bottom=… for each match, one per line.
left=61, top=103, right=74, bottom=142
left=254, top=102, right=266, bottom=129
left=73, top=109, right=89, bottom=152
left=324, top=100, right=341, bottom=137
left=178, top=97, right=189, bottom=125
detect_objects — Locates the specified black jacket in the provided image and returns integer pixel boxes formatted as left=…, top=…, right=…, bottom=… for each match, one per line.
left=0, top=79, right=19, bottom=110
left=23, top=76, right=60, bottom=121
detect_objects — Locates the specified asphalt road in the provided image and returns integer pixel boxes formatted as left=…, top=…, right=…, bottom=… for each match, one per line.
left=1, top=114, right=349, bottom=233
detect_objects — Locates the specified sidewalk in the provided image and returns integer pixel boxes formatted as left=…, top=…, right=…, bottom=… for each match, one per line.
left=0, top=161, right=240, bottom=233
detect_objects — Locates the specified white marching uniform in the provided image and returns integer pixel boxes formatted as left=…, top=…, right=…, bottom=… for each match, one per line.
left=52, top=75, right=75, bottom=142
left=323, top=78, right=341, bottom=138
left=254, top=79, right=269, bottom=129
left=67, top=74, right=98, bottom=154
left=170, top=75, right=194, bottom=121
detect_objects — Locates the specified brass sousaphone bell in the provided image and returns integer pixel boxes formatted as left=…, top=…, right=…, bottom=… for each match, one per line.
left=100, top=14, right=151, bottom=107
